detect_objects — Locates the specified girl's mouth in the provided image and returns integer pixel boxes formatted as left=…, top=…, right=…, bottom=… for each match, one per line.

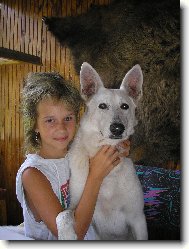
left=54, top=136, right=68, bottom=142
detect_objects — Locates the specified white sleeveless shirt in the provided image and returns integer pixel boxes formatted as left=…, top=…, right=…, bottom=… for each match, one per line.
left=16, top=154, right=70, bottom=240
left=16, top=154, right=95, bottom=240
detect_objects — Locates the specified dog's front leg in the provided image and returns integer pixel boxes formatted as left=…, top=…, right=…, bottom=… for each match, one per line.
left=69, top=156, right=89, bottom=209
left=129, top=214, right=148, bottom=240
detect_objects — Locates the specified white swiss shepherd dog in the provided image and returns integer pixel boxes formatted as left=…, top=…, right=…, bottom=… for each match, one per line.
left=68, top=62, right=148, bottom=240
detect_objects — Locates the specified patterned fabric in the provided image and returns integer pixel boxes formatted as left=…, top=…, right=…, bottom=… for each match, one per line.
left=60, top=180, right=70, bottom=209
left=136, top=165, right=180, bottom=230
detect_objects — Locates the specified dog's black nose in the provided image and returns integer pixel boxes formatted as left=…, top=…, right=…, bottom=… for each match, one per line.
left=110, top=123, right=125, bottom=136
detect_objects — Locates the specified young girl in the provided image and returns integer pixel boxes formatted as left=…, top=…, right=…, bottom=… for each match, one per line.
left=16, top=72, right=130, bottom=240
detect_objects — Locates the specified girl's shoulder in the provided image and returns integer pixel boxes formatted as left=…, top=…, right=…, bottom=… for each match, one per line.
left=20, top=153, right=69, bottom=168
left=17, top=154, right=70, bottom=180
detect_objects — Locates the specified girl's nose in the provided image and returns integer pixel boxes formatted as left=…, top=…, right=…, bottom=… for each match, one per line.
left=58, top=122, right=67, bottom=131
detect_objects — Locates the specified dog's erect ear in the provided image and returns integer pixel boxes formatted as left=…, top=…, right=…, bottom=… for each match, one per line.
left=120, top=64, right=143, bottom=103
left=80, top=62, right=104, bottom=101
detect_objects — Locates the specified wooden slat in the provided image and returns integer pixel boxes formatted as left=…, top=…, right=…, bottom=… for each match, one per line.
left=16, top=0, right=21, bottom=51
left=17, top=64, right=24, bottom=168
left=9, top=1, right=14, bottom=50
left=13, top=3, right=19, bottom=51
left=37, top=1, right=42, bottom=58
left=0, top=2, right=4, bottom=47
left=21, top=0, right=26, bottom=52
left=2, top=0, right=7, bottom=48
left=12, top=65, right=17, bottom=171
left=6, top=1, right=11, bottom=48
left=25, top=1, right=29, bottom=54
left=28, top=0, right=33, bottom=55
left=0, top=66, right=5, bottom=143
left=71, top=0, right=77, bottom=16
left=33, top=1, right=38, bottom=57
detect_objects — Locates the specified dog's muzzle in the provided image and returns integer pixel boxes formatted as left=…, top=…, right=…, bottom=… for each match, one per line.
left=109, top=123, right=125, bottom=139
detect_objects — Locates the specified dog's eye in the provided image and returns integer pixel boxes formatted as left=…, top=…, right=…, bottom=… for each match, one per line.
left=120, top=103, right=129, bottom=110
left=99, top=103, right=108, bottom=109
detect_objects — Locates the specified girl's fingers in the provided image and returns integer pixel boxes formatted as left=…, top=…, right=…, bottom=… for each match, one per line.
left=90, top=145, right=119, bottom=165
left=121, top=139, right=131, bottom=147
left=111, top=150, right=120, bottom=161
left=100, top=146, right=120, bottom=167
left=92, top=145, right=110, bottom=159
left=100, top=145, right=111, bottom=153
left=112, top=157, right=121, bottom=167
left=118, top=140, right=130, bottom=150
left=119, top=148, right=129, bottom=157
left=118, top=139, right=131, bottom=157
left=105, top=146, right=117, bottom=156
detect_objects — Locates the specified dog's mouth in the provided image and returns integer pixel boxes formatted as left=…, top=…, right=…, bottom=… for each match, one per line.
left=109, top=134, right=123, bottom=139
left=100, top=131, right=122, bottom=139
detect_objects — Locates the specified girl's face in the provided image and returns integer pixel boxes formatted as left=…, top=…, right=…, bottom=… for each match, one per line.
left=35, top=98, right=77, bottom=159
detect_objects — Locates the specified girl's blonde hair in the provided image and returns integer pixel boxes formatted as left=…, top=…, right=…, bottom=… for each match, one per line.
left=21, top=72, right=83, bottom=154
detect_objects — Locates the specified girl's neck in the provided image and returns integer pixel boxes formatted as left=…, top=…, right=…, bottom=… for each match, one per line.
left=38, top=148, right=67, bottom=159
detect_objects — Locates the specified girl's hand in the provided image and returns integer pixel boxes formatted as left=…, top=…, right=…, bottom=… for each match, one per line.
left=118, top=139, right=131, bottom=157
left=89, top=145, right=120, bottom=182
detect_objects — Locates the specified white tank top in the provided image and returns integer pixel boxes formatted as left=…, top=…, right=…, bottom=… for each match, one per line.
left=16, top=153, right=95, bottom=240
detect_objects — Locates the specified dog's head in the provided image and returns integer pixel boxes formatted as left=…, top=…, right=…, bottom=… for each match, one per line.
left=80, top=62, right=143, bottom=145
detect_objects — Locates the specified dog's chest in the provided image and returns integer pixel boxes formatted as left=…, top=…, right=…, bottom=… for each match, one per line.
left=98, top=163, right=126, bottom=202
left=96, top=159, right=140, bottom=209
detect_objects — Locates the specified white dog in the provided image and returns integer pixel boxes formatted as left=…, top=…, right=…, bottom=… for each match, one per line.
left=68, top=62, right=148, bottom=240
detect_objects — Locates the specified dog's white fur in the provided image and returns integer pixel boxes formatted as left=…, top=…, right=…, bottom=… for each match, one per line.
left=68, top=62, right=148, bottom=240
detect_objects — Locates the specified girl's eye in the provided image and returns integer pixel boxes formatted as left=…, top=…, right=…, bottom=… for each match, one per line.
left=46, top=118, right=55, bottom=123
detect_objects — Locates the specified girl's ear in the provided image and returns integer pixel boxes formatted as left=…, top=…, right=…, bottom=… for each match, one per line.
left=80, top=62, right=104, bottom=101
left=120, top=64, right=143, bottom=104
left=35, top=125, right=39, bottom=133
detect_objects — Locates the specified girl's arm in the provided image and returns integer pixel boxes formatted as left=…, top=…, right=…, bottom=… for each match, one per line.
left=22, top=145, right=120, bottom=240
